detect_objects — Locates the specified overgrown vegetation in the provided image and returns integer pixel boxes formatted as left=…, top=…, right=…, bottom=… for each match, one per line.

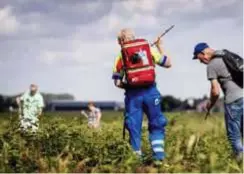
left=0, top=112, right=242, bottom=173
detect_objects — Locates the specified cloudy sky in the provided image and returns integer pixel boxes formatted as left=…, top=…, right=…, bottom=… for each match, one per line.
left=0, top=0, right=243, bottom=101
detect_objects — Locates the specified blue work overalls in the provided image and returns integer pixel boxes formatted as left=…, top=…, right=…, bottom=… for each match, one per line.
left=124, top=83, right=168, bottom=160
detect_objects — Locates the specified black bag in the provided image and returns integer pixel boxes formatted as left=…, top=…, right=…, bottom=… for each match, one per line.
left=215, top=49, right=243, bottom=88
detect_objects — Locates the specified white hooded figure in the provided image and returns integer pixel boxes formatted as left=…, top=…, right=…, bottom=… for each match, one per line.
left=16, top=84, right=44, bottom=133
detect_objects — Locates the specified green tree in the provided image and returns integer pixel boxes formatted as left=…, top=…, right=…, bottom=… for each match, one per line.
left=0, top=95, right=4, bottom=112
left=161, top=95, right=182, bottom=112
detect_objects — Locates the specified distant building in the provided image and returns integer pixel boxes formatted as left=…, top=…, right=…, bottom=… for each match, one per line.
left=45, top=100, right=125, bottom=111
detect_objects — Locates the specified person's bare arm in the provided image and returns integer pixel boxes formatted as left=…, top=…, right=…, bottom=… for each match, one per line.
left=96, top=111, right=102, bottom=124
left=16, top=97, right=24, bottom=116
left=37, top=107, right=43, bottom=118
left=16, top=97, right=21, bottom=106
left=81, top=110, right=88, bottom=118
left=114, top=79, right=124, bottom=89
left=37, top=96, right=45, bottom=118
left=154, top=37, right=172, bottom=68
left=206, top=79, right=220, bottom=112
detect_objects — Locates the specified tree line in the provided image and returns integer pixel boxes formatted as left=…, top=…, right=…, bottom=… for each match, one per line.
left=0, top=93, right=75, bottom=112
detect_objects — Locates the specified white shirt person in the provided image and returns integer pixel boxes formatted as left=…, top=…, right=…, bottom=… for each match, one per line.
left=81, top=102, right=102, bottom=129
left=16, top=84, right=44, bottom=132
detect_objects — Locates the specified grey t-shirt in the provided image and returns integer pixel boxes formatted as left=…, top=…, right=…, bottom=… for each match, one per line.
left=207, top=51, right=243, bottom=104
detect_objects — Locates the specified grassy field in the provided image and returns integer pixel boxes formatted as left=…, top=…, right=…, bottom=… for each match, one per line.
left=0, top=111, right=243, bottom=173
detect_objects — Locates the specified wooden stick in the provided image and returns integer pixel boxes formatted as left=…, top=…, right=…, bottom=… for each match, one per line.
left=151, top=25, right=175, bottom=46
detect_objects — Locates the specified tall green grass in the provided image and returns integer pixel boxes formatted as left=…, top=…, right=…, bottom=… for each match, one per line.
left=0, top=111, right=242, bottom=173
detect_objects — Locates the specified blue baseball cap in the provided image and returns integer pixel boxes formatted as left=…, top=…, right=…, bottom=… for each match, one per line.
left=193, top=42, right=209, bottom=59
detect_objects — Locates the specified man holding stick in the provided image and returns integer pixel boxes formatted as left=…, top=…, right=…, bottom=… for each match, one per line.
left=192, top=42, right=243, bottom=161
left=112, top=27, right=172, bottom=165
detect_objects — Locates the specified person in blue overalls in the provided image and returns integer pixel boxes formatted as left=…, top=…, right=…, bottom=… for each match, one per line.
left=112, top=28, right=172, bottom=165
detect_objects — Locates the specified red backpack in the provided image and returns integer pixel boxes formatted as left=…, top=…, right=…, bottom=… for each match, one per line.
left=121, top=39, right=155, bottom=87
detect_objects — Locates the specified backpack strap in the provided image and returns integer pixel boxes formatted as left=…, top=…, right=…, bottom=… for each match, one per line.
left=212, top=50, right=226, bottom=58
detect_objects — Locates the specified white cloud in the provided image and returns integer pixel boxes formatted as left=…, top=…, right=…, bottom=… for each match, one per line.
left=121, top=0, right=138, bottom=12
left=19, top=12, right=43, bottom=34
left=107, top=15, right=120, bottom=31
left=206, top=0, right=238, bottom=8
left=133, top=0, right=158, bottom=11
left=0, top=6, right=19, bottom=34
left=129, top=13, right=157, bottom=28
left=121, top=0, right=159, bottom=12
left=39, top=51, right=63, bottom=65
left=161, top=0, right=204, bottom=16
left=39, top=38, right=118, bottom=66
left=16, top=0, right=34, bottom=4
left=106, top=12, right=158, bottom=33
